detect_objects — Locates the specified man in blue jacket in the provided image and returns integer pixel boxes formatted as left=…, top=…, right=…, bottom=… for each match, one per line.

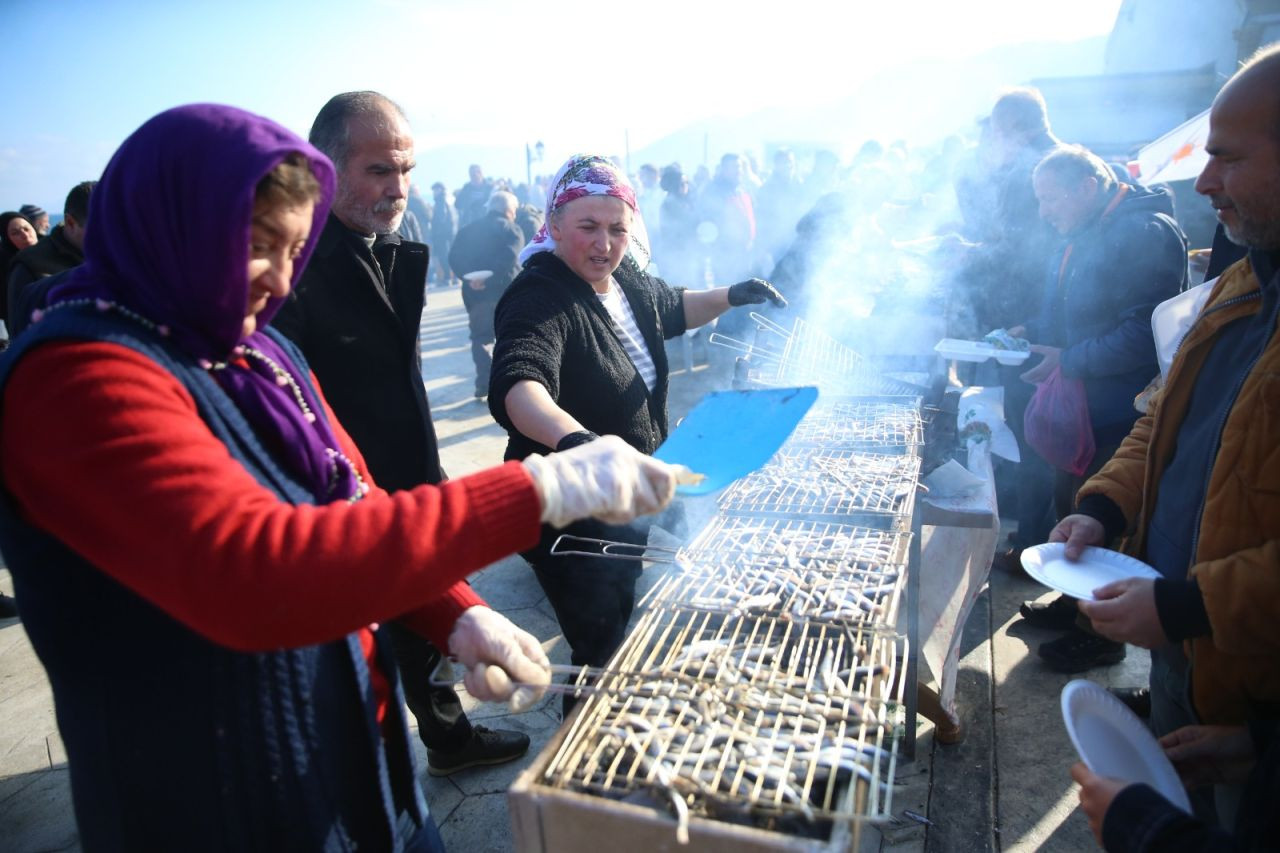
left=1016, top=144, right=1188, bottom=673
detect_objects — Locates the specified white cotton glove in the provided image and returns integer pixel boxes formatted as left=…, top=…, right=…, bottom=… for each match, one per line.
left=447, top=606, right=551, bottom=713
left=521, top=434, right=683, bottom=529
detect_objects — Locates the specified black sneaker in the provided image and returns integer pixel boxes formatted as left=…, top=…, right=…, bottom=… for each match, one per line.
left=1038, top=628, right=1126, bottom=673
left=1109, top=686, right=1151, bottom=718
left=427, top=725, right=529, bottom=777
left=990, top=541, right=1026, bottom=577
left=1019, top=594, right=1080, bottom=631
left=0, top=593, right=18, bottom=619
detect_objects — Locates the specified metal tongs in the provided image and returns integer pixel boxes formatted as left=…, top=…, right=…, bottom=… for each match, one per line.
left=549, top=534, right=682, bottom=564
left=429, top=656, right=610, bottom=698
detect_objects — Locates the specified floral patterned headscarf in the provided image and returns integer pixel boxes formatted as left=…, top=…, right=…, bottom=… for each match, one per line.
left=518, top=153, right=651, bottom=269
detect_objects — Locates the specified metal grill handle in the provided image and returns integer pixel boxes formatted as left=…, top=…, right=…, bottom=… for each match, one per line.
left=550, top=534, right=679, bottom=563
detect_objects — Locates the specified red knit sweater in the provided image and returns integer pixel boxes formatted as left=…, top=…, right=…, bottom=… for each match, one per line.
left=2, top=341, right=542, bottom=717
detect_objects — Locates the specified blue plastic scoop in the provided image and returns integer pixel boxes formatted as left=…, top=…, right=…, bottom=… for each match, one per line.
left=654, top=386, right=819, bottom=495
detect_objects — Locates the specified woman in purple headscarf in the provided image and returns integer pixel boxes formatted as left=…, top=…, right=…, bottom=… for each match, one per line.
left=488, top=154, right=787, bottom=711
left=0, top=108, right=681, bottom=851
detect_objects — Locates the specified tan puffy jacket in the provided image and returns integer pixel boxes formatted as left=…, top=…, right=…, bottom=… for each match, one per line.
left=1078, top=256, right=1280, bottom=723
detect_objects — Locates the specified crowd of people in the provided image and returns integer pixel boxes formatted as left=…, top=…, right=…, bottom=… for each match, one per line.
left=0, top=37, right=1278, bottom=853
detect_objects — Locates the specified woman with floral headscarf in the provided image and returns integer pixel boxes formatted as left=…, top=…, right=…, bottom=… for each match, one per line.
left=0, top=109, right=682, bottom=851
left=489, top=154, right=786, bottom=708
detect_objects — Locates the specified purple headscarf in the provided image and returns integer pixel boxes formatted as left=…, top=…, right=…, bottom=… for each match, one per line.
left=46, top=104, right=364, bottom=503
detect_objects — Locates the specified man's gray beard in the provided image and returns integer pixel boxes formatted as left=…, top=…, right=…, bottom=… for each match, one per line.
left=334, top=188, right=406, bottom=235
left=373, top=212, right=405, bottom=235
left=372, top=202, right=406, bottom=235
left=1224, top=219, right=1280, bottom=251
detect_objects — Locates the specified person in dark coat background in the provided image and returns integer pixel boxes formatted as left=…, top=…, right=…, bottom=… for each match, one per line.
left=7, top=181, right=95, bottom=336
left=1015, top=144, right=1188, bottom=674
left=957, top=87, right=1066, bottom=579
left=428, top=182, right=459, bottom=286
left=448, top=190, right=524, bottom=398
left=272, top=90, right=530, bottom=777
left=454, top=164, right=493, bottom=229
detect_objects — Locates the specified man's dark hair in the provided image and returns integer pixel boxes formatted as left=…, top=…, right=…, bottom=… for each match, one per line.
left=64, top=181, right=96, bottom=224
left=1034, top=145, right=1116, bottom=194
left=309, top=91, right=406, bottom=169
left=991, top=87, right=1050, bottom=136
left=660, top=162, right=684, bottom=193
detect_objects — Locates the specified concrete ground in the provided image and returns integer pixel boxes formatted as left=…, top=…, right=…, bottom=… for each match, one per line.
left=0, top=284, right=1149, bottom=852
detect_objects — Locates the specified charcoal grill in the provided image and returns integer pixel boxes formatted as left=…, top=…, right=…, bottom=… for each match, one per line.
left=783, top=397, right=924, bottom=454
left=714, top=314, right=926, bottom=398
left=539, top=605, right=905, bottom=841
left=643, top=517, right=910, bottom=626
left=717, top=449, right=920, bottom=527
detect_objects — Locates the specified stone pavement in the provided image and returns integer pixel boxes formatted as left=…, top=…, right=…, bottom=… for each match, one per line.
left=0, top=284, right=1149, bottom=852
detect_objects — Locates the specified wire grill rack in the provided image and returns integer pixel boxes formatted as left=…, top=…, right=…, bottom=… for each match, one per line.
left=645, top=517, right=911, bottom=626
left=785, top=398, right=924, bottom=453
left=541, top=606, right=905, bottom=833
left=716, top=314, right=925, bottom=398
left=717, top=449, right=921, bottom=526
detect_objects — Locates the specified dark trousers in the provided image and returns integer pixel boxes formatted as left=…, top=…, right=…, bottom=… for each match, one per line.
left=464, top=298, right=497, bottom=392
left=529, top=550, right=643, bottom=716
left=1002, top=366, right=1056, bottom=549
left=384, top=621, right=472, bottom=752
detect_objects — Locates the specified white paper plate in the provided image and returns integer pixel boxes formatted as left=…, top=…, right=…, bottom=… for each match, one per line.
left=1020, top=543, right=1160, bottom=601
left=1061, top=680, right=1191, bottom=813
left=462, top=270, right=493, bottom=281
left=934, top=338, right=1031, bottom=365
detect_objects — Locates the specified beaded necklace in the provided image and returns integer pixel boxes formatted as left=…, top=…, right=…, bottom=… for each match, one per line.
left=30, top=297, right=369, bottom=504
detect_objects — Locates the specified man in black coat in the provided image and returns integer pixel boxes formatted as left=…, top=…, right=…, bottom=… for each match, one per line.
left=448, top=190, right=523, bottom=398
left=7, top=181, right=95, bottom=336
left=271, top=90, right=529, bottom=776
left=1017, top=144, right=1188, bottom=674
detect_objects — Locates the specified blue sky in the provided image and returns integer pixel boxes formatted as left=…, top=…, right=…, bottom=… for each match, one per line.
left=1, top=0, right=1123, bottom=210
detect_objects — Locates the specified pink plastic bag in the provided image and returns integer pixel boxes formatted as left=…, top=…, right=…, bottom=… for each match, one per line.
left=1024, top=367, right=1095, bottom=475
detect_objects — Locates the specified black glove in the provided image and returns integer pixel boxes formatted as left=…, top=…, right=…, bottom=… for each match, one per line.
left=555, top=430, right=600, bottom=452
left=727, top=278, right=788, bottom=308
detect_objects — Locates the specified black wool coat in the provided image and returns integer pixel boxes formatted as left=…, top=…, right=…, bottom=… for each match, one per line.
left=490, top=251, right=689, bottom=561
left=489, top=251, right=688, bottom=464
left=447, top=212, right=524, bottom=310
left=272, top=214, right=443, bottom=491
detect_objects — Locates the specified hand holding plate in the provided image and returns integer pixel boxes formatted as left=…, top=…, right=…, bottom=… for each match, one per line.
left=1048, top=513, right=1106, bottom=561
left=1160, top=725, right=1256, bottom=789
left=1077, top=577, right=1166, bottom=648
left=1070, top=762, right=1128, bottom=847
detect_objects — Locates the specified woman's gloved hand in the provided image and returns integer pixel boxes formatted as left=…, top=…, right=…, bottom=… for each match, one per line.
left=447, top=606, right=551, bottom=713
left=727, top=278, right=788, bottom=307
left=521, top=434, right=682, bottom=528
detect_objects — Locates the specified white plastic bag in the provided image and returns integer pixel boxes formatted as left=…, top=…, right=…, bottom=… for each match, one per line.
left=1152, top=278, right=1216, bottom=381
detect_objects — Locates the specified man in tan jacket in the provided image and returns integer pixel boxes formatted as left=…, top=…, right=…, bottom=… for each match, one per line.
left=1052, top=42, right=1280, bottom=741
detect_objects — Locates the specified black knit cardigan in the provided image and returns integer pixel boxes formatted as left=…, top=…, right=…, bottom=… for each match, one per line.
left=489, top=251, right=688, bottom=462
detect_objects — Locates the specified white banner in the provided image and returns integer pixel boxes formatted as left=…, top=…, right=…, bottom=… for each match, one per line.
left=1137, top=108, right=1211, bottom=185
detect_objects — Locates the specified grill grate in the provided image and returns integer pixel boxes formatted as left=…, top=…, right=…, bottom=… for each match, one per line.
left=785, top=399, right=924, bottom=453
left=647, top=517, right=911, bottom=626
left=720, top=314, right=925, bottom=398
left=773, top=318, right=923, bottom=397
left=542, top=606, right=904, bottom=831
left=718, top=449, right=920, bottom=524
